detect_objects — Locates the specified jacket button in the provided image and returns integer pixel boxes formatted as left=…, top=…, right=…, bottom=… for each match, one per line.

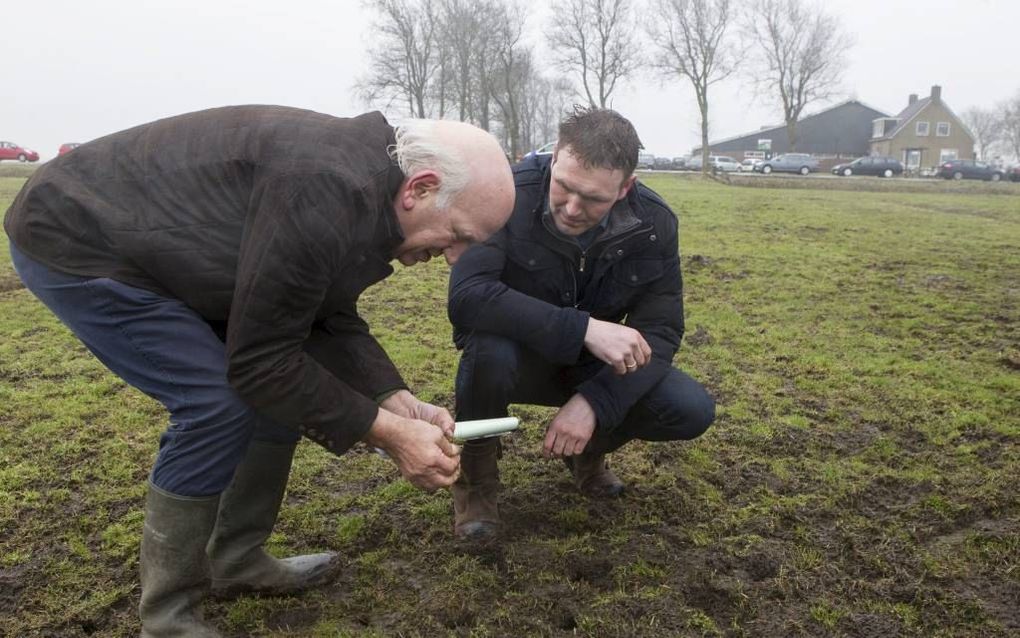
left=630, top=275, right=638, bottom=282
left=528, top=259, right=536, bottom=266
left=616, top=249, right=624, bottom=256
left=650, top=234, right=657, bottom=242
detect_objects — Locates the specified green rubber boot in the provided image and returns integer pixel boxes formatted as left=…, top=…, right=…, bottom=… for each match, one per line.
left=207, top=441, right=339, bottom=598
left=139, top=484, right=222, bottom=637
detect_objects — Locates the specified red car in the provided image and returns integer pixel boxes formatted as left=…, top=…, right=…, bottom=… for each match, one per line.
left=58, top=143, right=81, bottom=156
left=0, top=141, right=40, bottom=162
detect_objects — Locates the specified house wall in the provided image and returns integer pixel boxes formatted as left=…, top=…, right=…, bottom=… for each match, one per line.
left=875, top=101, right=975, bottom=168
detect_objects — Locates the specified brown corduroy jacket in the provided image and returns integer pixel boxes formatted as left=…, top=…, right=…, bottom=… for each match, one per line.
left=4, top=105, right=409, bottom=455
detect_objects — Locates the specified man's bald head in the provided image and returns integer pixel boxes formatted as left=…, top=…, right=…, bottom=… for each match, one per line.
left=389, top=119, right=514, bottom=266
left=390, top=119, right=508, bottom=210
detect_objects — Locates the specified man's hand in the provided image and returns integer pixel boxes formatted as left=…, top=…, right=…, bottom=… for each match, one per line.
left=380, top=389, right=455, bottom=437
left=584, top=318, right=652, bottom=375
left=363, top=408, right=461, bottom=491
left=543, top=393, right=597, bottom=458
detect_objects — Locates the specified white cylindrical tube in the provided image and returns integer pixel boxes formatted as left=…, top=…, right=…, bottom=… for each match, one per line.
left=453, top=417, right=520, bottom=440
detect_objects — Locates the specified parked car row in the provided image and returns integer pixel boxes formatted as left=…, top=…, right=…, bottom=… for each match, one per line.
left=0, top=141, right=85, bottom=162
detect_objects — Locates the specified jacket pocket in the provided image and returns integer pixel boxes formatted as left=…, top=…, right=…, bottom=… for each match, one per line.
left=505, top=239, right=570, bottom=305
left=592, top=258, right=665, bottom=318
left=611, top=258, right=665, bottom=287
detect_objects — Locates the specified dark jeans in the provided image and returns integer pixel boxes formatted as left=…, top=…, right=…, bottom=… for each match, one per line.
left=455, top=332, right=715, bottom=454
left=11, top=242, right=299, bottom=497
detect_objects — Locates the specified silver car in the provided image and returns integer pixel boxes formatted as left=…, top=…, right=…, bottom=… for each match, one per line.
left=756, top=153, right=820, bottom=175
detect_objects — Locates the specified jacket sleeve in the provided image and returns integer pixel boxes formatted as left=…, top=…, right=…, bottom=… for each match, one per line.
left=448, top=228, right=590, bottom=364
left=576, top=217, right=684, bottom=433
left=304, top=304, right=408, bottom=400
left=225, top=173, right=387, bottom=456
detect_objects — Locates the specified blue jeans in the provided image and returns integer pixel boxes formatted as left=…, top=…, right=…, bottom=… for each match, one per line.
left=11, top=242, right=299, bottom=497
left=455, top=332, right=715, bottom=454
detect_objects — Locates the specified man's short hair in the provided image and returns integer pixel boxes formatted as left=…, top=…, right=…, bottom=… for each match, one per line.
left=556, top=106, right=642, bottom=179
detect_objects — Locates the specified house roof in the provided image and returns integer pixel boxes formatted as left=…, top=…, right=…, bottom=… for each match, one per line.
left=694, top=98, right=889, bottom=152
left=874, top=96, right=932, bottom=140
left=872, top=93, right=975, bottom=143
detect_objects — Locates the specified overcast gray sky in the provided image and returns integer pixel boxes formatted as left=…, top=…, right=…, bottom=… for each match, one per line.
left=3, top=0, right=1017, bottom=160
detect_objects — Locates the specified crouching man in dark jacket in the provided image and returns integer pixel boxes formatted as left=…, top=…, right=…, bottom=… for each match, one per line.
left=447, top=107, right=715, bottom=541
left=4, top=106, right=514, bottom=636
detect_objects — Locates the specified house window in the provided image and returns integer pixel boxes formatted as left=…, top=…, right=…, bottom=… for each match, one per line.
left=940, top=149, right=958, bottom=163
left=936, top=122, right=951, bottom=136
left=872, top=121, right=884, bottom=138
left=916, top=121, right=930, bottom=136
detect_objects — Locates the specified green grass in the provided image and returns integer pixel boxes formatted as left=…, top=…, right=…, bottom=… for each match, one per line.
left=1, top=174, right=1017, bottom=636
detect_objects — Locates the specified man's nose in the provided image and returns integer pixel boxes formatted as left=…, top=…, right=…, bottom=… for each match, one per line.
left=565, top=195, right=583, bottom=217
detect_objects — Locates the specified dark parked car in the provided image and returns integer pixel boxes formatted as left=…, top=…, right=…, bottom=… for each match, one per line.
left=671, top=156, right=687, bottom=170
left=653, top=156, right=673, bottom=170
left=0, top=141, right=39, bottom=162
left=831, top=156, right=904, bottom=178
left=937, top=159, right=1005, bottom=181
left=755, top=153, right=819, bottom=175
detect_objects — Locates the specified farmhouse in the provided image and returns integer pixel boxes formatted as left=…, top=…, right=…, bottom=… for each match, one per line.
left=869, top=85, right=975, bottom=171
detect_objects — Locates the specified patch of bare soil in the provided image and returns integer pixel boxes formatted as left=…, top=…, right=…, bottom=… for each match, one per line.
left=0, top=566, right=26, bottom=620
left=0, top=272, right=25, bottom=294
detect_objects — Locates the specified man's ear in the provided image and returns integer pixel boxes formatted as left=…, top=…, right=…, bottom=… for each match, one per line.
left=617, top=174, right=637, bottom=201
left=401, top=170, right=441, bottom=210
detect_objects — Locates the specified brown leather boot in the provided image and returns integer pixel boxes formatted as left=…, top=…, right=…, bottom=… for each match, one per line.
left=564, top=452, right=625, bottom=498
left=452, top=438, right=502, bottom=541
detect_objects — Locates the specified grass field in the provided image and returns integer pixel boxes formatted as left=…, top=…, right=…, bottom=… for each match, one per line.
left=1, top=174, right=1017, bottom=637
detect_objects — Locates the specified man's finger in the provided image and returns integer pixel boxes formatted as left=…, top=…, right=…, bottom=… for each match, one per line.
left=437, top=436, right=460, bottom=458
left=432, top=449, right=461, bottom=475
left=635, top=345, right=648, bottom=367
left=434, top=407, right=455, bottom=429
left=552, top=435, right=569, bottom=458
left=543, top=428, right=557, bottom=457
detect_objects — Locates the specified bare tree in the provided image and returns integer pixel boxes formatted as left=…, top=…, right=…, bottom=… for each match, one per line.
left=486, top=2, right=530, bottom=158
left=436, top=0, right=493, bottom=122
left=356, top=0, right=439, bottom=118
left=530, top=76, right=575, bottom=145
left=546, top=0, right=639, bottom=108
left=961, top=107, right=1002, bottom=160
left=742, top=0, right=852, bottom=151
left=1000, top=91, right=1020, bottom=162
left=646, top=0, right=736, bottom=174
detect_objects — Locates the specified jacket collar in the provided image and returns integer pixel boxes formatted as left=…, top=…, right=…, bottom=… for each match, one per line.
left=375, top=145, right=407, bottom=257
